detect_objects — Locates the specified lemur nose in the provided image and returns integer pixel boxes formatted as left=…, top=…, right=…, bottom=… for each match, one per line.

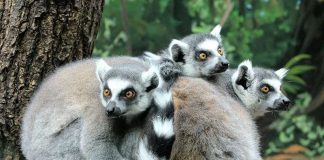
left=107, top=107, right=122, bottom=116
left=221, top=61, right=229, bottom=67
left=107, top=107, right=115, bottom=114
left=282, top=99, right=290, bottom=106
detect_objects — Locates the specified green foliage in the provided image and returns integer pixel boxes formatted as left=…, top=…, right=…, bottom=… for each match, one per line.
left=265, top=55, right=319, bottom=157
left=185, top=0, right=298, bottom=67
left=94, top=1, right=299, bottom=68
left=265, top=93, right=324, bottom=157
left=94, top=0, right=189, bottom=57
left=282, top=54, right=315, bottom=94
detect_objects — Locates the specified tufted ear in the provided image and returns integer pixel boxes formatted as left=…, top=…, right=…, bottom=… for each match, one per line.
left=142, top=51, right=162, bottom=64
left=210, top=24, right=222, bottom=36
left=275, top=68, right=288, bottom=80
left=141, top=68, right=159, bottom=92
left=233, top=60, right=254, bottom=90
left=95, top=59, right=112, bottom=83
left=168, top=39, right=189, bottom=63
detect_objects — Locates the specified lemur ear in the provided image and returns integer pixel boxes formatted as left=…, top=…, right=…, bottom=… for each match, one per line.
left=233, top=60, right=254, bottom=90
left=95, top=59, right=112, bottom=83
left=275, top=68, right=288, bottom=80
left=142, top=51, right=162, bottom=62
left=168, top=39, right=189, bottom=63
left=142, top=68, right=159, bottom=92
left=210, top=24, right=222, bottom=36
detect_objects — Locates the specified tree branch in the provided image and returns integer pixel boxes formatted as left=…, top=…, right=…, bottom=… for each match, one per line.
left=220, top=0, right=234, bottom=27
left=119, top=0, right=132, bottom=54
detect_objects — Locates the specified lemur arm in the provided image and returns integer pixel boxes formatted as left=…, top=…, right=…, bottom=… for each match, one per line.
left=80, top=106, right=125, bottom=160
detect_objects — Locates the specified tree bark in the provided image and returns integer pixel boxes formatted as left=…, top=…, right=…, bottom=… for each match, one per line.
left=0, top=0, right=104, bottom=159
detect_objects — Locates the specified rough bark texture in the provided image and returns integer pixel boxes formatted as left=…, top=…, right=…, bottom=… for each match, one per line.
left=0, top=0, right=104, bottom=159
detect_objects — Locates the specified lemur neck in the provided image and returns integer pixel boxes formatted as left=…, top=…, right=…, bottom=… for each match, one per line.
left=209, top=70, right=243, bottom=105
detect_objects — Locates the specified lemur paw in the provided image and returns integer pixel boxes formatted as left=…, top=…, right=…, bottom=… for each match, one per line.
left=159, top=58, right=181, bottom=83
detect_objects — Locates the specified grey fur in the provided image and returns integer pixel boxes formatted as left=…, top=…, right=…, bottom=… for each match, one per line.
left=208, top=60, right=290, bottom=118
left=159, top=25, right=229, bottom=77
left=171, top=77, right=261, bottom=160
left=20, top=56, right=177, bottom=160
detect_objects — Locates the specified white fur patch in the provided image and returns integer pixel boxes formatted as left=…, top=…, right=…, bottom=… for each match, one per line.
left=107, top=78, right=131, bottom=99
left=197, top=39, right=222, bottom=56
left=95, top=59, right=112, bottom=83
left=168, top=39, right=189, bottom=59
left=141, top=68, right=159, bottom=90
left=210, top=24, right=222, bottom=36
left=152, top=117, right=174, bottom=138
left=143, top=51, right=161, bottom=61
left=138, top=138, right=159, bottom=160
left=153, top=91, right=172, bottom=109
left=239, top=60, right=253, bottom=72
left=275, top=68, right=288, bottom=80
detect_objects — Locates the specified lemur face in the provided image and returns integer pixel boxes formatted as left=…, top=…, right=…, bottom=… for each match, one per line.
left=96, top=59, right=159, bottom=117
left=232, top=60, right=290, bottom=117
left=168, top=25, right=229, bottom=77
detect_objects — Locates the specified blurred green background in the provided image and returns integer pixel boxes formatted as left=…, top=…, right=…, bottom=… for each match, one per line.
left=94, top=0, right=324, bottom=158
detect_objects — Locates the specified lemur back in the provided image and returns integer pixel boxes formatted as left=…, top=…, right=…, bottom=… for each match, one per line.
left=21, top=56, right=179, bottom=160
left=171, top=77, right=261, bottom=160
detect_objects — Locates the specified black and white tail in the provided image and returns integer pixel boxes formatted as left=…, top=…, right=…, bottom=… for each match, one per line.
left=138, top=54, right=180, bottom=160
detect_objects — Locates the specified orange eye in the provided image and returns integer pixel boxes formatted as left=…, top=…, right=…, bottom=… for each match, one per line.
left=125, top=90, right=136, bottom=99
left=198, top=52, right=207, bottom=60
left=217, top=47, right=224, bottom=56
left=261, top=86, right=270, bottom=94
left=103, top=89, right=111, bottom=97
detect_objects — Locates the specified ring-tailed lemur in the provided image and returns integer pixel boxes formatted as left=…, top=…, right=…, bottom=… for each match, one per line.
left=21, top=56, right=179, bottom=160
left=155, top=24, right=290, bottom=118
left=160, top=24, right=229, bottom=77
left=208, top=60, right=290, bottom=118
left=169, top=61, right=290, bottom=159
left=171, top=77, right=261, bottom=160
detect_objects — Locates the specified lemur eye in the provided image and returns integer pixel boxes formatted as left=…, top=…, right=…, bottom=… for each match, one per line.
left=217, top=47, right=224, bottom=56
left=261, top=85, right=270, bottom=94
left=103, top=89, right=111, bottom=97
left=125, top=90, right=136, bottom=99
left=198, top=52, right=207, bottom=61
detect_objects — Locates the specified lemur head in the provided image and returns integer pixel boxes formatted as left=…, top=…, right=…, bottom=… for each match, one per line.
left=168, top=24, right=229, bottom=77
left=95, top=59, right=159, bottom=117
left=231, top=60, right=291, bottom=118
left=95, top=57, right=180, bottom=117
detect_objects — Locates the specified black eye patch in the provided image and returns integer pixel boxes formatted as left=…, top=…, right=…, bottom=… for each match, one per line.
left=119, top=87, right=137, bottom=100
left=260, top=84, right=274, bottom=92
left=195, top=51, right=211, bottom=60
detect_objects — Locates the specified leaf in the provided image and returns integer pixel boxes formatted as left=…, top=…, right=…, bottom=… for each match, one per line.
left=285, top=54, right=311, bottom=68
left=285, top=75, right=306, bottom=86
left=307, top=132, right=317, bottom=140
left=283, top=84, right=300, bottom=94
left=299, top=138, right=310, bottom=146
left=288, top=65, right=315, bottom=75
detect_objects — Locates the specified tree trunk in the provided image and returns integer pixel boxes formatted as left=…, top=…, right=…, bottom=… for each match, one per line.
left=291, top=1, right=324, bottom=115
left=0, top=0, right=104, bottom=159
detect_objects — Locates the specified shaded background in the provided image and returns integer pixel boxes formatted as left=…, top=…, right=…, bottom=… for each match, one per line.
left=94, top=0, right=324, bottom=158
